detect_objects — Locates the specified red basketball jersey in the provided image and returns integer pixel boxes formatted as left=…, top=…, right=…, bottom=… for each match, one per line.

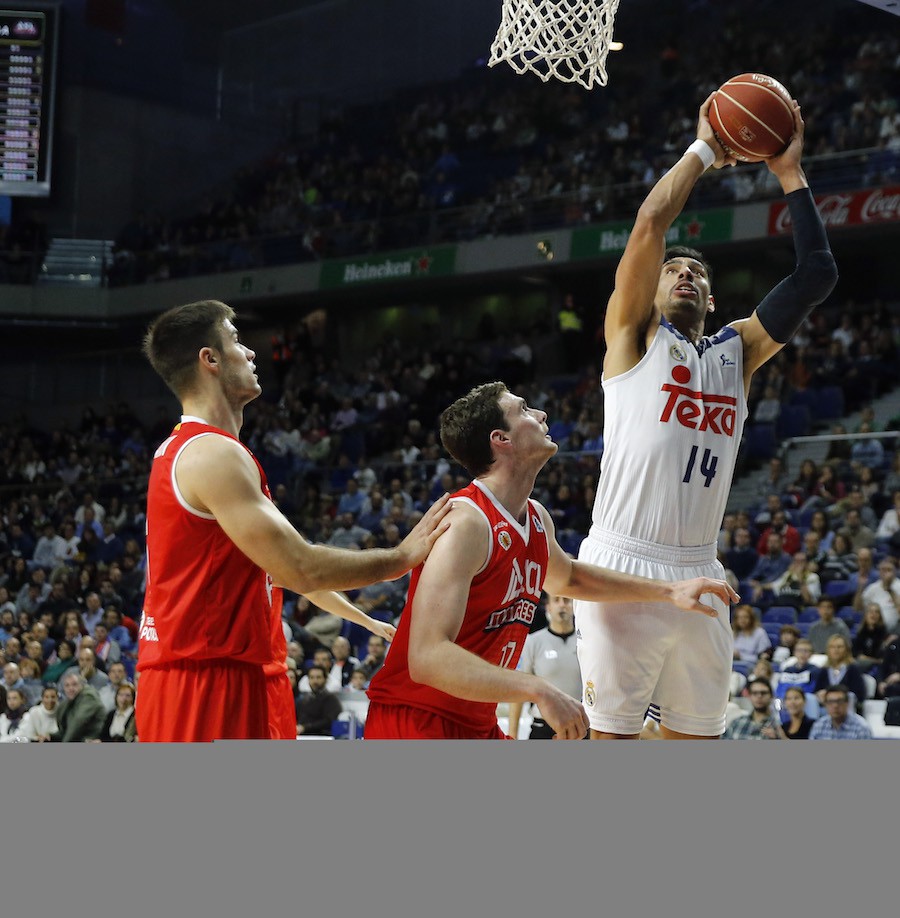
left=138, top=417, right=280, bottom=670
left=367, top=480, right=550, bottom=733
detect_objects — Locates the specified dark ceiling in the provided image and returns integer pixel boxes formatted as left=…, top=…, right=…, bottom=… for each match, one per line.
left=158, top=0, right=328, bottom=34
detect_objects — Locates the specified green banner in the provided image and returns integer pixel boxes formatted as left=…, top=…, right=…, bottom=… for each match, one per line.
left=570, top=209, right=735, bottom=260
left=319, top=246, right=457, bottom=289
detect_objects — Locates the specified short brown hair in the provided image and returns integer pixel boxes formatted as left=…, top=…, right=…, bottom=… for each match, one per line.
left=439, top=381, right=508, bottom=478
left=142, top=299, right=235, bottom=397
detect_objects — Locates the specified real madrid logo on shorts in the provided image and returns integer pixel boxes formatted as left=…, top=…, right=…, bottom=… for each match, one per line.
left=669, top=343, right=687, bottom=362
left=498, top=530, right=512, bottom=551
left=584, top=680, right=596, bottom=707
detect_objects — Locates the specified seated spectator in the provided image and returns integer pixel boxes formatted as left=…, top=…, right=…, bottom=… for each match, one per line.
left=97, top=681, right=137, bottom=743
left=850, top=421, right=885, bottom=471
left=769, top=623, right=802, bottom=666
left=769, top=552, right=821, bottom=611
left=326, top=512, right=372, bottom=550
left=725, top=527, right=759, bottom=581
left=0, top=687, right=33, bottom=742
left=50, top=670, right=106, bottom=742
left=852, top=603, right=889, bottom=675
left=70, top=646, right=110, bottom=694
left=860, top=557, right=900, bottom=635
left=346, top=667, right=368, bottom=691
left=808, top=597, right=852, bottom=654
left=877, top=635, right=900, bottom=698
left=732, top=604, right=771, bottom=664
left=295, top=665, right=343, bottom=737
left=357, top=633, right=388, bottom=682
left=17, top=657, right=44, bottom=707
left=24, top=684, right=60, bottom=742
left=876, top=490, right=900, bottom=552
left=752, top=385, right=782, bottom=425
left=92, top=622, right=121, bottom=670
left=836, top=508, right=876, bottom=553
left=42, top=638, right=78, bottom=686
left=756, top=510, right=801, bottom=557
left=801, top=530, right=829, bottom=575
left=809, top=684, right=873, bottom=739
left=818, top=533, right=858, bottom=585
left=806, top=509, right=835, bottom=553
left=747, top=531, right=792, bottom=607
left=777, top=638, right=821, bottom=698
left=788, top=459, right=820, bottom=508
left=328, top=636, right=360, bottom=691
left=722, top=678, right=785, bottom=740
left=812, top=634, right=868, bottom=711
left=781, top=685, right=816, bottom=739
left=98, top=660, right=130, bottom=712
left=298, top=647, right=335, bottom=692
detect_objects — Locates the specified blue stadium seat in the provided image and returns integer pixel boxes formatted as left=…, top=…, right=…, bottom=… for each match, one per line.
left=838, top=606, right=861, bottom=627
left=777, top=405, right=811, bottom=439
left=762, top=606, right=797, bottom=625
left=796, top=622, right=811, bottom=637
left=764, top=623, right=783, bottom=645
left=813, top=385, right=845, bottom=422
left=745, top=423, right=776, bottom=460
left=798, top=606, right=821, bottom=624
left=824, top=579, right=853, bottom=602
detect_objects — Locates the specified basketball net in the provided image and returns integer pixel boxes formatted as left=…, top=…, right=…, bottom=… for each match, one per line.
left=488, top=0, right=622, bottom=90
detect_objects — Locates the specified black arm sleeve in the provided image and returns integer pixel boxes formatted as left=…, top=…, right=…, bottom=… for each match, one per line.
left=755, top=187, right=839, bottom=344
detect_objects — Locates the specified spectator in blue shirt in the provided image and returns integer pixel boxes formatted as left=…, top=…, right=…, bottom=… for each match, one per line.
left=747, top=531, right=792, bottom=607
left=809, top=684, right=873, bottom=739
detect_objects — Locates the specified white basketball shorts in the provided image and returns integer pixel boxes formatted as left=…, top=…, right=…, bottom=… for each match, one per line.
left=574, top=530, right=734, bottom=736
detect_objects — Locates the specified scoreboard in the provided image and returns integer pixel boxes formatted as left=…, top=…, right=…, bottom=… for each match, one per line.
left=0, top=4, right=58, bottom=197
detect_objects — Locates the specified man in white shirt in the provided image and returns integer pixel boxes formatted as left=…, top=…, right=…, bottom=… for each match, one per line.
left=862, top=559, right=900, bottom=633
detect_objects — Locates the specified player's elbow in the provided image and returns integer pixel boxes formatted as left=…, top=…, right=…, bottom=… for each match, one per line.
left=407, top=644, right=440, bottom=686
left=795, top=250, right=838, bottom=306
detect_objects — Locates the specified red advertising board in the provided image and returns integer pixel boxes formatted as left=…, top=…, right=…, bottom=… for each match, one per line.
left=768, top=186, right=900, bottom=234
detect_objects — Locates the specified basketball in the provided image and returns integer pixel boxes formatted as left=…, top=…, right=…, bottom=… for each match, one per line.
left=709, top=73, right=795, bottom=163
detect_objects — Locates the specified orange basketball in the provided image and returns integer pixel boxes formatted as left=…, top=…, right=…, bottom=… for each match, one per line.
left=709, top=73, right=795, bottom=163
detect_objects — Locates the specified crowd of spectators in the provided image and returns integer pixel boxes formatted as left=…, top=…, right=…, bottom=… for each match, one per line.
left=1, top=281, right=898, bottom=739
left=104, top=4, right=900, bottom=286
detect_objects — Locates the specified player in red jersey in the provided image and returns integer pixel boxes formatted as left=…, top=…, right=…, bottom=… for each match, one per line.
left=365, top=382, right=739, bottom=739
left=138, top=299, right=450, bottom=742
left=265, top=589, right=395, bottom=740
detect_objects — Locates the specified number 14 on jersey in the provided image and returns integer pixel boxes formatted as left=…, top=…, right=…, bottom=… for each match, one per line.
left=682, top=445, right=718, bottom=488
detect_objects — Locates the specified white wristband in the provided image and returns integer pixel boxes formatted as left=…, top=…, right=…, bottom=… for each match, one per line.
left=686, top=138, right=715, bottom=171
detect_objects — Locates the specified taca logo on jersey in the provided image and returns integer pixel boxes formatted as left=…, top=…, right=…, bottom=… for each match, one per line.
left=659, top=365, right=737, bottom=436
left=498, top=530, right=512, bottom=551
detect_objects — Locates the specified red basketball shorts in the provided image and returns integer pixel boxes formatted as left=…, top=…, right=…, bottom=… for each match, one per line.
left=364, top=702, right=511, bottom=739
left=136, top=659, right=268, bottom=742
left=266, top=672, right=297, bottom=740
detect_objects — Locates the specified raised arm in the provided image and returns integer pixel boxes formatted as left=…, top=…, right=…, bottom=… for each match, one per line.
left=733, top=101, right=838, bottom=384
left=604, top=93, right=733, bottom=378
left=177, top=435, right=451, bottom=594
left=406, top=503, right=588, bottom=740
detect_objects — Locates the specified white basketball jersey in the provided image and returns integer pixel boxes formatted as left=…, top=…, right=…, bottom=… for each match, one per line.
left=590, top=318, right=748, bottom=548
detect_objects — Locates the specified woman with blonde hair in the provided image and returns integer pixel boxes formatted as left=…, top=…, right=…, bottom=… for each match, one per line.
left=732, top=604, right=772, bottom=664
left=812, top=634, right=868, bottom=710
left=851, top=603, right=888, bottom=675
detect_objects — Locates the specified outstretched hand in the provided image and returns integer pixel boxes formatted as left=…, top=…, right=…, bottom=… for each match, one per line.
left=697, top=92, right=737, bottom=169
left=370, top=620, right=397, bottom=643
left=391, top=492, right=453, bottom=578
left=669, top=577, right=740, bottom=617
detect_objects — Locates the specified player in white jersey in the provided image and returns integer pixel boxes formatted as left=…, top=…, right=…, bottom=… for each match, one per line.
left=575, top=93, right=838, bottom=738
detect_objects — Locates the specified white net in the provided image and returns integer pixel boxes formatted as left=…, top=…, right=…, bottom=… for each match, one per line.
left=488, top=0, right=622, bottom=90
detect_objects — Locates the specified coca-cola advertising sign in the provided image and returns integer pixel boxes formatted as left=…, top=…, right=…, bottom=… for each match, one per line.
left=769, top=186, right=900, bottom=234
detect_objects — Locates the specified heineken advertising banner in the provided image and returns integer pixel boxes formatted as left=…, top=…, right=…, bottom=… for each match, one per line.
left=319, top=246, right=457, bottom=289
left=570, top=209, right=735, bottom=260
